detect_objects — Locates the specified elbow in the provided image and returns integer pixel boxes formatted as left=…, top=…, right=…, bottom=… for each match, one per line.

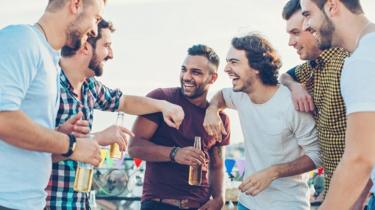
left=127, top=139, right=139, bottom=158
left=344, top=151, right=374, bottom=171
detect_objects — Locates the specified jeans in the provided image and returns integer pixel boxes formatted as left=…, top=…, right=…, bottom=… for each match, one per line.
left=238, top=202, right=250, bottom=210
left=141, top=200, right=198, bottom=210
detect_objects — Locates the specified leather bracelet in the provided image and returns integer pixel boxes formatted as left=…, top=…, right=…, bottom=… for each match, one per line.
left=169, top=147, right=180, bottom=162
left=62, top=134, right=77, bottom=157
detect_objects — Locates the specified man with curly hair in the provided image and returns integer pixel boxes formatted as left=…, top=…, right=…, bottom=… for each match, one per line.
left=203, top=34, right=321, bottom=210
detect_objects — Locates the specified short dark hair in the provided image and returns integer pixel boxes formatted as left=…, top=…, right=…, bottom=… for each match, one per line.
left=311, top=0, right=363, bottom=14
left=187, top=44, right=220, bottom=71
left=61, top=19, right=115, bottom=57
left=282, top=0, right=301, bottom=20
left=231, top=33, right=282, bottom=86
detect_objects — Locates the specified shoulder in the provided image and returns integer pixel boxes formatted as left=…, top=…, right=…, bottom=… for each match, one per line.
left=146, top=87, right=179, bottom=100
left=0, top=25, right=41, bottom=58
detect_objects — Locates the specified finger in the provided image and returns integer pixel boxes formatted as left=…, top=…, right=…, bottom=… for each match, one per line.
left=75, top=120, right=89, bottom=127
left=220, top=123, right=228, bottom=136
left=118, top=133, right=128, bottom=151
left=172, top=113, right=183, bottom=129
left=292, top=97, right=299, bottom=111
left=67, top=112, right=83, bottom=124
left=164, top=117, right=177, bottom=129
left=73, top=125, right=90, bottom=134
left=296, top=100, right=303, bottom=112
left=245, top=184, right=259, bottom=196
left=302, top=100, right=310, bottom=112
left=120, top=126, right=135, bottom=137
left=308, top=97, right=314, bottom=111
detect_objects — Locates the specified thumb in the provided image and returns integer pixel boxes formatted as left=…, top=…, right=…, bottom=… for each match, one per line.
left=220, top=123, right=227, bottom=136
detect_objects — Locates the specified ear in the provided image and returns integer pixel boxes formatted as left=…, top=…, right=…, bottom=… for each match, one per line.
left=80, top=42, right=92, bottom=56
left=325, top=0, right=340, bottom=17
left=209, top=72, right=218, bottom=84
left=67, top=0, right=83, bottom=15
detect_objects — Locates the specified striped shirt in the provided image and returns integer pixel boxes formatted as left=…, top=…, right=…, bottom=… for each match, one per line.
left=45, top=70, right=122, bottom=210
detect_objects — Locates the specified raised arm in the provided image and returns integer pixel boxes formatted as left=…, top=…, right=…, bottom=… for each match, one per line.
left=280, top=68, right=314, bottom=112
left=204, top=90, right=228, bottom=142
left=118, top=95, right=184, bottom=129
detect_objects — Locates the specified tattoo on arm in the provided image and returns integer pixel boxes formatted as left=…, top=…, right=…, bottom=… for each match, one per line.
left=209, top=146, right=224, bottom=167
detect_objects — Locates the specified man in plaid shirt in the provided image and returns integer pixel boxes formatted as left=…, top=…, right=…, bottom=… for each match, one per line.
left=45, top=19, right=184, bottom=210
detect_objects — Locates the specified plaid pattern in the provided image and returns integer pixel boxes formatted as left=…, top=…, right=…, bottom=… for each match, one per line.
left=295, top=48, right=350, bottom=194
left=45, top=70, right=122, bottom=210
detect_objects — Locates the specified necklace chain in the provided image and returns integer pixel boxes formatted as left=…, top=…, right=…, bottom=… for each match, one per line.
left=35, top=22, right=48, bottom=42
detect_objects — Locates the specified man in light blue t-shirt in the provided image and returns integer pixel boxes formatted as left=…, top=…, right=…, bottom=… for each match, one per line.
left=300, top=0, right=375, bottom=209
left=0, top=1, right=107, bottom=209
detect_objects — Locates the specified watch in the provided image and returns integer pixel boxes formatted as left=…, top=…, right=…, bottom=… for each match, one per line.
left=169, top=147, right=180, bottom=162
left=62, top=134, right=77, bottom=157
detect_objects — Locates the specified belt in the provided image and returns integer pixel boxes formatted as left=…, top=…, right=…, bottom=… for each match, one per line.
left=151, top=198, right=201, bottom=209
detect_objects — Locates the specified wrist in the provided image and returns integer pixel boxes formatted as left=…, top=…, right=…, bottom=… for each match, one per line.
left=62, top=134, right=77, bottom=157
left=169, top=147, right=179, bottom=162
left=207, top=105, right=220, bottom=114
left=269, top=165, right=280, bottom=180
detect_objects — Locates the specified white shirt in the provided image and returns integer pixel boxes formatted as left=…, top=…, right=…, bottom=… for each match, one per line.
left=222, top=85, right=320, bottom=210
left=340, top=32, right=375, bottom=193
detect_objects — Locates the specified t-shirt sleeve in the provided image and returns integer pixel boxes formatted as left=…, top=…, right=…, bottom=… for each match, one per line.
left=0, top=26, right=40, bottom=111
left=92, top=78, right=123, bottom=111
left=289, top=105, right=321, bottom=167
left=221, top=88, right=237, bottom=109
left=295, top=62, right=311, bottom=84
left=341, top=58, right=375, bottom=115
left=141, top=88, right=165, bottom=124
left=286, top=66, right=299, bottom=82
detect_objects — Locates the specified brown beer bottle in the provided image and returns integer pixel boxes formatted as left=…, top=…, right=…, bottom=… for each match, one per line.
left=188, top=136, right=202, bottom=186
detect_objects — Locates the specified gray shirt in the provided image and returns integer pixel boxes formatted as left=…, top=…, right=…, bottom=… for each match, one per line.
left=222, top=85, right=320, bottom=210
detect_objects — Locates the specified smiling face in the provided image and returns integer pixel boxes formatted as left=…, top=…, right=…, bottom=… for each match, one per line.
left=88, top=28, right=113, bottom=76
left=300, top=0, right=336, bottom=50
left=224, top=47, right=258, bottom=94
left=286, top=10, right=321, bottom=60
left=180, top=55, right=216, bottom=99
left=64, top=0, right=104, bottom=53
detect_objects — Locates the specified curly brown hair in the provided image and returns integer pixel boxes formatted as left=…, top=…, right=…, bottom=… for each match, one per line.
left=231, top=33, right=282, bottom=85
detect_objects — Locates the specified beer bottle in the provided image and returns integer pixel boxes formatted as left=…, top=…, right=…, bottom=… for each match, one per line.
left=74, top=134, right=95, bottom=192
left=110, top=112, right=124, bottom=160
left=188, top=136, right=203, bottom=186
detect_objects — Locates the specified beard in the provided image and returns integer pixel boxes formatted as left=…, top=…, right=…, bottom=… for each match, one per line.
left=88, top=51, right=104, bottom=76
left=180, top=79, right=207, bottom=99
left=61, top=13, right=87, bottom=56
left=318, top=12, right=335, bottom=50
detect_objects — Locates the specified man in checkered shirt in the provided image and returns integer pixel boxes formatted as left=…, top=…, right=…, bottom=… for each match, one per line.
left=280, top=0, right=352, bottom=201
left=45, top=19, right=184, bottom=210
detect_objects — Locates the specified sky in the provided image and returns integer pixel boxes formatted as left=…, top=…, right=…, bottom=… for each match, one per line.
left=1, top=0, right=375, bottom=144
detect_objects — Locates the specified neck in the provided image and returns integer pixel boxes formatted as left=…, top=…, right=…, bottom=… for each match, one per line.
left=60, top=57, right=88, bottom=92
left=335, top=14, right=370, bottom=52
left=37, top=11, right=71, bottom=50
left=247, top=82, right=279, bottom=104
left=184, top=91, right=209, bottom=108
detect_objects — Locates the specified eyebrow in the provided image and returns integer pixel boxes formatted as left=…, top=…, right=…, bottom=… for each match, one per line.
left=226, top=58, right=240, bottom=62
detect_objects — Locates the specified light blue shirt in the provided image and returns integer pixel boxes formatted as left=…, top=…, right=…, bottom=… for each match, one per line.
left=0, top=25, right=61, bottom=210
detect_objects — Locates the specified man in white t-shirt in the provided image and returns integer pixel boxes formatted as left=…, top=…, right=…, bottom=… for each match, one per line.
left=204, top=34, right=321, bottom=210
left=300, top=0, right=375, bottom=209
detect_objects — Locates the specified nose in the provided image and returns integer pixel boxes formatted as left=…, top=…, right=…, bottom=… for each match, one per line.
left=89, top=23, right=99, bottom=38
left=302, top=19, right=310, bottom=32
left=288, top=36, right=296, bottom=47
left=224, top=63, right=231, bottom=74
left=107, top=47, right=113, bottom=60
left=182, top=71, right=193, bottom=81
